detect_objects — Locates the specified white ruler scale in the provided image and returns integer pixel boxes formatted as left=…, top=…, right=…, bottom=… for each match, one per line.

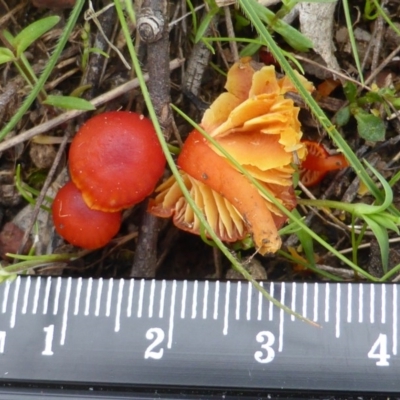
left=0, top=276, right=399, bottom=398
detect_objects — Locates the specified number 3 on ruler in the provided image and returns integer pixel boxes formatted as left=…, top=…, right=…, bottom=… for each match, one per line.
left=254, top=331, right=275, bottom=363
left=368, top=333, right=390, bottom=366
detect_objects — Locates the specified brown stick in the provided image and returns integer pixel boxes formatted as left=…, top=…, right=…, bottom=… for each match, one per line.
left=130, top=0, right=172, bottom=278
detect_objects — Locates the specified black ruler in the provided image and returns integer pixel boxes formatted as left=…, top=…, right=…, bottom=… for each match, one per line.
left=0, top=276, right=398, bottom=397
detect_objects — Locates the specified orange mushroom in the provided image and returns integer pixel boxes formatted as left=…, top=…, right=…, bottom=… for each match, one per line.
left=300, top=140, right=349, bottom=187
left=151, top=130, right=282, bottom=252
left=149, top=57, right=314, bottom=255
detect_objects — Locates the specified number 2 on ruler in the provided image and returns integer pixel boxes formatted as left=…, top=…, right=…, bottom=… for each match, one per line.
left=368, top=333, right=390, bottom=366
left=144, top=328, right=164, bottom=360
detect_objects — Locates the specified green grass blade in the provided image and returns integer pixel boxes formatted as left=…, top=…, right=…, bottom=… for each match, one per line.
left=363, top=215, right=389, bottom=273
left=14, top=16, right=60, bottom=57
left=341, top=0, right=364, bottom=84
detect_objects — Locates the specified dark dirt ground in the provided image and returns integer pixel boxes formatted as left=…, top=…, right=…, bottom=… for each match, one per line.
left=0, top=0, right=400, bottom=282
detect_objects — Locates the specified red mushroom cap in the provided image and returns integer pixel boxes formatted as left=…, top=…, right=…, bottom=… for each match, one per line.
left=69, top=111, right=166, bottom=212
left=52, top=181, right=122, bottom=249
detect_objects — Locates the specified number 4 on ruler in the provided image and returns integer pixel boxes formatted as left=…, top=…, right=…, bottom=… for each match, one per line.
left=368, top=333, right=390, bottom=366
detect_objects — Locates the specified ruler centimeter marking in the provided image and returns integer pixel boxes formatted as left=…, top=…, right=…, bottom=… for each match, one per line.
left=393, top=284, right=397, bottom=355
left=1, top=277, right=400, bottom=393
left=278, top=282, right=285, bottom=352
left=203, top=280, right=209, bottom=320
left=247, top=282, right=252, bottom=321
left=313, top=282, right=318, bottom=322
left=191, top=280, right=198, bottom=319
left=213, top=280, right=219, bottom=320
left=3, top=278, right=398, bottom=343
left=159, top=279, right=166, bottom=318
left=181, top=279, right=187, bottom=319
left=73, top=277, right=80, bottom=316
left=21, top=276, right=30, bottom=315
left=149, top=279, right=155, bottom=318
left=257, top=282, right=262, bottom=321
left=382, top=284, right=386, bottom=324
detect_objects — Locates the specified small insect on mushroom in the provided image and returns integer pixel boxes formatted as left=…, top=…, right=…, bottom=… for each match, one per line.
left=69, top=111, right=166, bottom=212
left=52, top=181, right=122, bottom=249
left=300, top=140, right=349, bottom=187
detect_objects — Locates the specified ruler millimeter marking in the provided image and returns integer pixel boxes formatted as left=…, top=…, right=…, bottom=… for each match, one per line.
left=0, top=277, right=399, bottom=393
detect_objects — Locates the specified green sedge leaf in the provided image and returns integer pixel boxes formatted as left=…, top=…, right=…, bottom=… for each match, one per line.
left=389, top=170, right=400, bottom=187
left=353, top=160, right=393, bottom=216
left=291, top=209, right=316, bottom=268
left=88, top=47, right=110, bottom=59
left=278, top=220, right=302, bottom=236
left=2, top=30, right=15, bottom=45
left=234, top=12, right=251, bottom=30
left=255, top=3, right=313, bottom=51
left=69, top=84, right=92, bottom=98
left=292, top=165, right=300, bottom=187
left=239, top=42, right=262, bottom=57
left=0, top=269, right=17, bottom=284
left=363, top=159, right=393, bottom=211
left=274, top=20, right=313, bottom=51
left=43, top=95, right=96, bottom=111
left=363, top=0, right=379, bottom=20
left=124, top=0, right=136, bottom=25
left=353, top=203, right=382, bottom=216
left=195, top=5, right=219, bottom=44
left=186, top=0, right=198, bottom=34
left=335, top=105, right=351, bottom=127
left=363, top=215, right=389, bottom=273
left=354, top=109, right=385, bottom=142
left=14, top=16, right=60, bottom=57
left=343, top=0, right=365, bottom=84
left=368, top=213, right=400, bottom=235
left=0, top=47, right=15, bottom=64
left=199, top=222, right=218, bottom=248
left=200, top=37, right=216, bottom=54
left=281, top=49, right=306, bottom=73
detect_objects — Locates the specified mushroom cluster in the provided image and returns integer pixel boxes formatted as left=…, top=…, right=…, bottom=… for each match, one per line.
left=52, top=111, right=166, bottom=249
left=149, top=57, right=314, bottom=255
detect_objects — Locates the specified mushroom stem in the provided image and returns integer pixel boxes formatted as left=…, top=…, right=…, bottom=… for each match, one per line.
left=178, top=130, right=281, bottom=255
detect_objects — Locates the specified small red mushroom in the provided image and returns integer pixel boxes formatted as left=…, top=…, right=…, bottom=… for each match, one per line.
left=300, top=140, right=349, bottom=187
left=69, top=111, right=166, bottom=212
left=52, top=181, right=122, bottom=249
